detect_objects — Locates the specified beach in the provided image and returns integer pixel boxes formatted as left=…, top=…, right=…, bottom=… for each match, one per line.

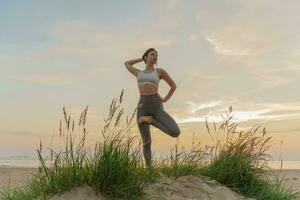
left=0, top=167, right=38, bottom=190
left=0, top=167, right=299, bottom=199
left=272, top=169, right=300, bottom=193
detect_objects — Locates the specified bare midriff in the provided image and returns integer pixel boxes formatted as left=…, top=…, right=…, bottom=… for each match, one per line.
left=138, top=84, right=158, bottom=95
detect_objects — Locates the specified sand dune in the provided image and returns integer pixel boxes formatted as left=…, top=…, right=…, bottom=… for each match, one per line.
left=48, top=174, right=253, bottom=200
left=48, top=185, right=105, bottom=200
left=1, top=167, right=300, bottom=200
left=142, top=174, right=254, bottom=200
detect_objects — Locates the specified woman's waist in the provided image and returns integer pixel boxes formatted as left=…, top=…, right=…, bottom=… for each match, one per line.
left=139, top=86, right=158, bottom=96
left=140, top=92, right=158, bottom=97
left=138, top=93, right=161, bottom=103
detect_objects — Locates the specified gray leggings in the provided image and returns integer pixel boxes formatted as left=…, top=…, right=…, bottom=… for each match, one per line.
left=136, top=93, right=181, bottom=168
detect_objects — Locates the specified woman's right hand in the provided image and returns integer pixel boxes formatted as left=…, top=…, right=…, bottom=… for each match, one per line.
left=125, top=58, right=144, bottom=65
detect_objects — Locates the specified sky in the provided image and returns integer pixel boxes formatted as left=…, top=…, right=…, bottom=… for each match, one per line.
left=1, top=0, right=300, bottom=161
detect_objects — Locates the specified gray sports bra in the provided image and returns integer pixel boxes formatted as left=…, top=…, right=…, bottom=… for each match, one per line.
left=137, top=69, right=160, bottom=88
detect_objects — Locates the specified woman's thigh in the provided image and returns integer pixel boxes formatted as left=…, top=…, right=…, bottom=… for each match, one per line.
left=136, top=96, right=160, bottom=117
left=153, top=107, right=181, bottom=137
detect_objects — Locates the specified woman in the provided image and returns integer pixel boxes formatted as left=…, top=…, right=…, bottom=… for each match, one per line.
left=124, top=48, right=181, bottom=169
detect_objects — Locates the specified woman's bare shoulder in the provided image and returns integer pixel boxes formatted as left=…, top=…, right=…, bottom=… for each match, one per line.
left=157, top=67, right=167, bottom=75
left=156, top=67, right=176, bottom=87
left=157, top=67, right=167, bottom=73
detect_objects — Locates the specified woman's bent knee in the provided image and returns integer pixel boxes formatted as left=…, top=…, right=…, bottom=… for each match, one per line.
left=170, top=127, right=181, bottom=137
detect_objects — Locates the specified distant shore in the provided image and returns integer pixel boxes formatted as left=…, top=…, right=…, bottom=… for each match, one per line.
left=1, top=166, right=299, bottom=193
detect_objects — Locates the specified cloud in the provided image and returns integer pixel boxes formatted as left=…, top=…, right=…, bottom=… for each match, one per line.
left=174, top=100, right=300, bottom=124
left=141, top=38, right=175, bottom=48
left=287, top=65, right=300, bottom=73
left=0, top=130, right=45, bottom=136
left=194, top=1, right=300, bottom=92
left=10, top=73, right=73, bottom=86
left=185, top=100, right=224, bottom=114
left=9, top=63, right=109, bottom=86
left=250, top=68, right=292, bottom=90
left=171, top=97, right=238, bottom=123
left=45, top=17, right=178, bottom=60
left=188, top=33, right=199, bottom=41
left=175, top=108, right=272, bottom=124
left=204, top=34, right=250, bottom=57
left=4, top=0, right=182, bottom=74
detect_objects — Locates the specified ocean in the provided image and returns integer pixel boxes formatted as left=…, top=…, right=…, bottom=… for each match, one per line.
left=1, top=155, right=300, bottom=169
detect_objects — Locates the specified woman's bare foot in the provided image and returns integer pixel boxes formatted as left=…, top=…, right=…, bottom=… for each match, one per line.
left=138, top=116, right=153, bottom=124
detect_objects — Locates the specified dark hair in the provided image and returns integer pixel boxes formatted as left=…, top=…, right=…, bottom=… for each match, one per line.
left=142, top=48, right=158, bottom=64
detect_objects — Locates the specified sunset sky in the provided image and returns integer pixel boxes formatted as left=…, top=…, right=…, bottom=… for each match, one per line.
left=1, top=0, right=300, bottom=161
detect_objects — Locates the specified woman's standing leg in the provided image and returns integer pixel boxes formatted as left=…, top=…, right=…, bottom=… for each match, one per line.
left=136, top=106, right=152, bottom=168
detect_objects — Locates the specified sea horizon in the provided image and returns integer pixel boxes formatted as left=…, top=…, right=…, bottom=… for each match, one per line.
left=1, top=155, right=300, bottom=170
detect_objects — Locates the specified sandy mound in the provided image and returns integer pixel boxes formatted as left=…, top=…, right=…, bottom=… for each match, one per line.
left=48, top=185, right=105, bottom=200
left=48, top=175, right=254, bottom=200
left=3, top=168, right=300, bottom=199
left=143, top=174, right=254, bottom=200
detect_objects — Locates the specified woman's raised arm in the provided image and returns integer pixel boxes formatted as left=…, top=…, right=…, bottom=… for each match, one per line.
left=124, top=58, right=143, bottom=77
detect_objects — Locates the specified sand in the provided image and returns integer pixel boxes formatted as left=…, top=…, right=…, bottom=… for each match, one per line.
left=0, top=167, right=299, bottom=200
left=272, top=169, right=300, bottom=194
left=142, top=174, right=254, bottom=200
left=0, top=167, right=38, bottom=190
left=47, top=174, right=253, bottom=200
left=47, top=185, right=105, bottom=200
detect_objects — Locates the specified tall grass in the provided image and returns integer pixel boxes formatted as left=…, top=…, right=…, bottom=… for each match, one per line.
left=156, top=135, right=212, bottom=178
left=0, top=89, right=157, bottom=200
left=200, top=106, right=299, bottom=199
left=0, top=90, right=299, bottom=200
